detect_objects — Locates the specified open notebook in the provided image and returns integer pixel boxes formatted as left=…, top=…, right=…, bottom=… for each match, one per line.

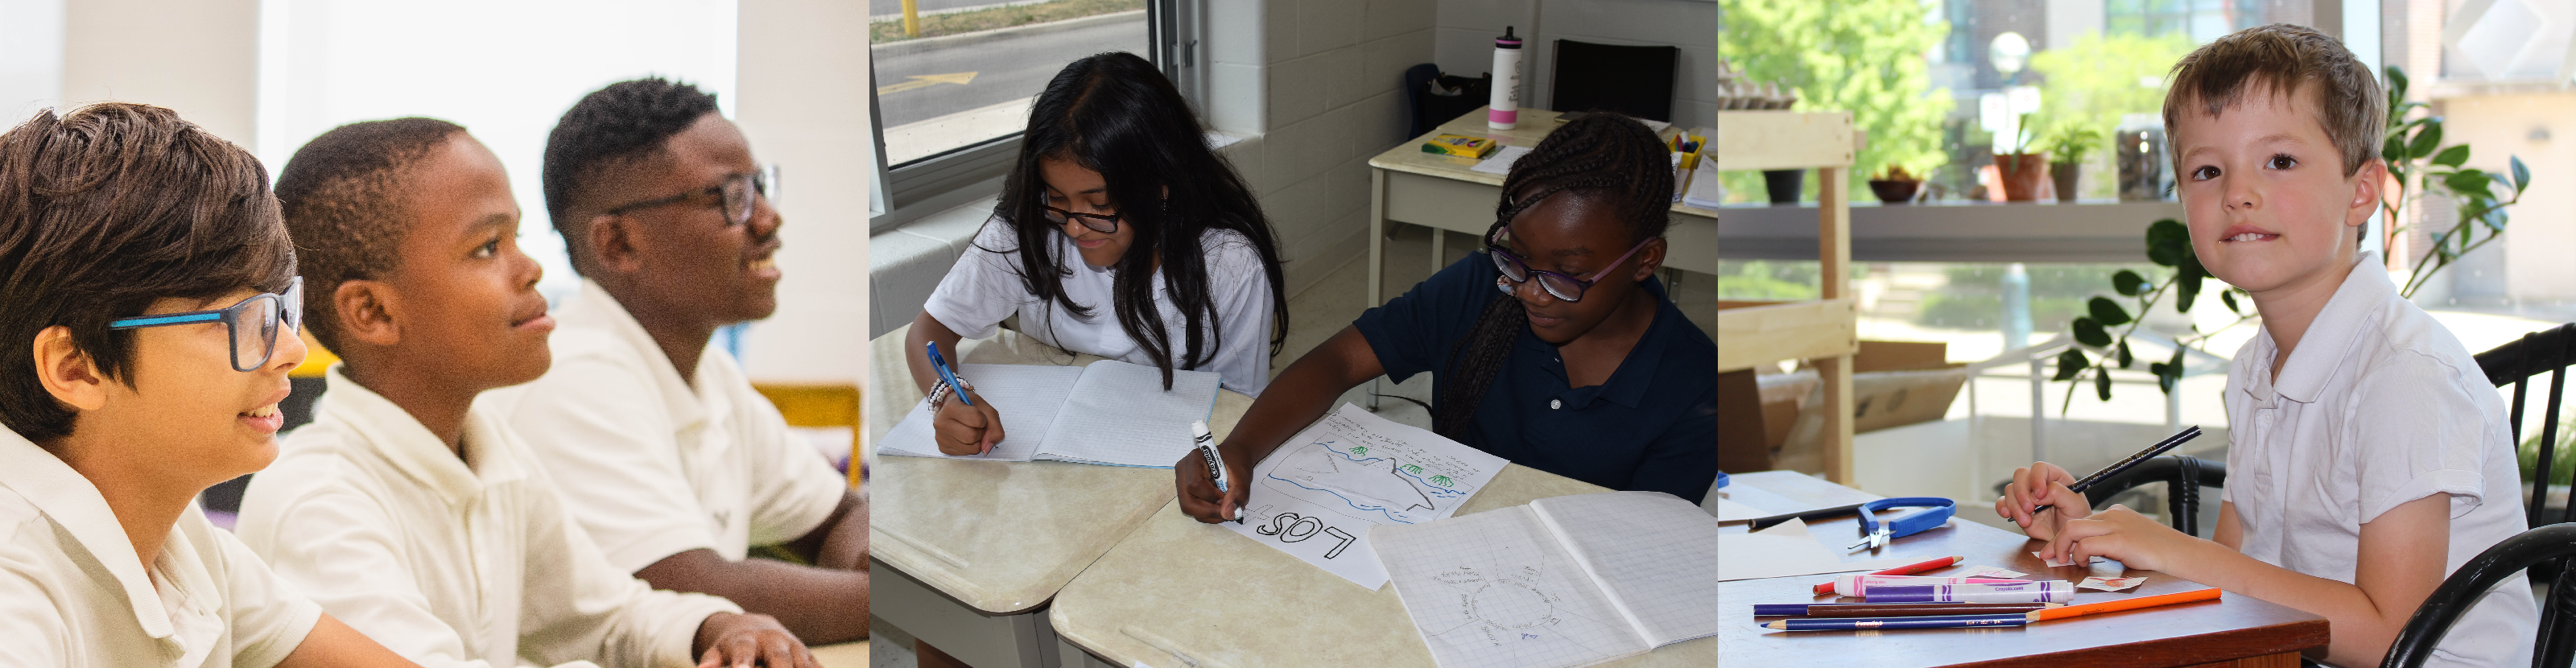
left=877, top=360, right=1220, bottom=468
left=1372, top=491, right=1719, bottom=668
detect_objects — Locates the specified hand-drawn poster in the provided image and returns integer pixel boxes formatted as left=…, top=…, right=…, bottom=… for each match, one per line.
left=1224, top=403, right=1507, bottom=589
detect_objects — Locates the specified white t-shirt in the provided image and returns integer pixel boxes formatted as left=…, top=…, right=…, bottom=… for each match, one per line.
left=2223, top=252, right=2538, bottom=668
left=0, top=427, right=321, bottom=667
left=923, top=219, right=1276, bottom=395
left=492, top=281, right=850, bottom=573
left=237, top=367, right=742, bottom=668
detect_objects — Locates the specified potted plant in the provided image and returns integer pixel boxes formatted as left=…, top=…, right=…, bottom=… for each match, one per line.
left=1993, top=113, right=2048, bottom=201
left=2043, top=126, right=2105, bottom=203
left=1868, top=165, right=1924, bottom=204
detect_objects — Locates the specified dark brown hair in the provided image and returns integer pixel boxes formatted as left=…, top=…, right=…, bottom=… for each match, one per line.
left=2163, top=23, right=2386, bottom=178
left=0, top=103, right=296, bottom=443
left=1434, top=113, right=1671, bottom=439
left=275, top=118, right=467, bottom=354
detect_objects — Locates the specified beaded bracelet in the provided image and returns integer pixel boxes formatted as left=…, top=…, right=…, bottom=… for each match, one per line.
left=927, top=376, right=976, bottom=414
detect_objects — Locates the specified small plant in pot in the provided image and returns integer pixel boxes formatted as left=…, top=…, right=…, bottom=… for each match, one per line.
left=2042, top=126, right=2104, bottom=203
left=1868, top=165, right=1924, bottom=204
left=1992, top=113, right=2049, bottom=201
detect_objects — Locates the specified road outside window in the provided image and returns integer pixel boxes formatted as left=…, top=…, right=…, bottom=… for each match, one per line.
left=870, top=0, right=1147, bottom=166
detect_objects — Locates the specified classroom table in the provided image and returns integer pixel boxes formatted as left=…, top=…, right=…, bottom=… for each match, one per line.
left=1364, top=106, right=1716, bottom=305
left=1045, top=465, right=1719, bottom=668
left=811, top=641, right=867, bottom=668
left=1716, top=471, right=2327, bottom=667
left=866, top=324, right=1256, bottom=668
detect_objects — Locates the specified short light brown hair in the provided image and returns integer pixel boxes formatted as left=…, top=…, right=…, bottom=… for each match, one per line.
left=2163, top=23, right=2385, bottom=178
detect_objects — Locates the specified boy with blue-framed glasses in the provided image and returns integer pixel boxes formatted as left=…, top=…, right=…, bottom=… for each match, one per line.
left=0, top=104, right=423, bottom=666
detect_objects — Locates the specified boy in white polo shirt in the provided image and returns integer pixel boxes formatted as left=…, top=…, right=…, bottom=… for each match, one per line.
left=1996, top=25, right=2537, bottom=667
left=0, top=104, right=418, bottom=666
left=493, top=79, right=867, bottom=644
left=235, top=118, right=812, bottom=667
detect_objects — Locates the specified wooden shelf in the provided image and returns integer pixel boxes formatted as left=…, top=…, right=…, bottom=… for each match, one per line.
left=1715, top=200, right=2187, bottom=262
left=1712, top=110, right=1861, bottom=484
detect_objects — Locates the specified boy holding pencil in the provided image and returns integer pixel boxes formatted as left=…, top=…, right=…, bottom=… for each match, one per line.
left=1996, top=24, right=2537, bottom=667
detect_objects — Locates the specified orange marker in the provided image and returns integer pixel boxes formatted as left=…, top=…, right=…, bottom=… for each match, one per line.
left=1813, top=555, right=1964, bottom=595
left=2028, top=588, right=2223, bottom=622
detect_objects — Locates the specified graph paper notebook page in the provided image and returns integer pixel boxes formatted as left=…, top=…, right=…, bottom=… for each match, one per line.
left=1224, top=403, right=1507, bottom=589
left=1368, top=492, right=1722, bottom=668
left=878, top=360, right=1218, bottom=467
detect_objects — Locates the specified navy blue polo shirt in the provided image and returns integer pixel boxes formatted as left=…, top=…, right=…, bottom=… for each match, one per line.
left=1354, top=251, right=1719, bottom=503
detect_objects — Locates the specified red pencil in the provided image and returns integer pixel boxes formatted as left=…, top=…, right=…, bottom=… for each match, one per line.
left=1814, top=555, right=1964, bottom=595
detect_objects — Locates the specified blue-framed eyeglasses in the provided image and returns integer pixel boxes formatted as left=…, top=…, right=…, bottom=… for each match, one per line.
left=106, top=276, right=303, bottom=373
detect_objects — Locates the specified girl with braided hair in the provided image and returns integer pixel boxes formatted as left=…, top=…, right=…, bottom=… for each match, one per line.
left=904, top=52, right=1290, bottom=456
left=1174, top=113, right=1718, bottom=522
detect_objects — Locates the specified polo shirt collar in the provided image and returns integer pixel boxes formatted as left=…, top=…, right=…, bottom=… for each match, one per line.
left=0, top=426, right=177, bottom=640
left=318, top=365, right=524, bottom=509
left=2272, top=251, right=2388, bottom=403
left=572, top=279, right=711, bottom=431
left=1518, top=277, right=1677, bottom=410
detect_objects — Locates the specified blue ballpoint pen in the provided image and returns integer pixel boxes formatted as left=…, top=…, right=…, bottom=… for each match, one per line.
left=926, top=341, right=972, bottom=406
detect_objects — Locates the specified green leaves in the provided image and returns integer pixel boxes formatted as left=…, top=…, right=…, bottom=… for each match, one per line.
left=2087, top=297, right=2132, bottom=326
left=2148, top=347, right=2185, bottom=394
left=2095, top=369, right=2113, bottom=401
left=2430, top=144, right=2470, bottom=168
left=2175, top=254, right=2206, bottom=312
left=2116, top=340, right=2135, bottom=368
left=2220, top=287, right=2242, bottom=315
left=2112, top=270, right=2148, bottom=296
left=2145, top=218, right=2192, bottom=267
left=2053, top=349, right=2088, bottom=381
left=2072, top=317, right=2111, bottom=348
left=2405, top=121, right=2444, bottom=160
left=2512, top=155, right=2532, bottom=192
left=2386, top=65, right=2409, bottom=101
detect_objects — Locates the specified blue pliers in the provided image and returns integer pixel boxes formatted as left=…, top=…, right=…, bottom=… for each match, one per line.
left=1847, top=497, right=1957, bottom=551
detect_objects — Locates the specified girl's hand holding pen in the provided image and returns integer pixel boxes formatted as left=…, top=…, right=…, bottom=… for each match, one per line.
left=1175, top=447, right=1249, bottom=524
left=932, top=389, right=1004, bottom=456
left=1995, top=460, right=2090, bottom=542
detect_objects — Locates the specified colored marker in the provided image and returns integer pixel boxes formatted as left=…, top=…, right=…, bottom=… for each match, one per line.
left=1753, top=603, right=2059, bottom=617
left=1813, top=555, right=1965, bottom=595
left=1834, top=574, right=2033, bottom=598
left=926, top=341, right=972, bottom=406
left=2028, top=588, right=2223, bottom=622
left=1194, top=420, right=1240, bottom=523
left=1864, top=582, right=2073, bottom=604
left=1762, top=613, right=2031, bottom=631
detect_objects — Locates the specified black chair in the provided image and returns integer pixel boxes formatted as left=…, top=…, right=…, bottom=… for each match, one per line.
left=2378, top=522, right=2576, bottom=668
left=1403, top=63, right=1489, bottom=138
left=1550, top=39, right=1679, bottom=122
left=2473, top=323, right=2576, bottom=533
left=1990, top=455, right=2227, bottom=537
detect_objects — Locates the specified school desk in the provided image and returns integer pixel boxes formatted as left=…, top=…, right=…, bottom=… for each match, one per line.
left=1717, top=470, right=2327, bottom=667
left=811, top=640, right=866, bottom=668
left=1364, top=106, right=1717, bottom=305
left=865, top=324, right=1255, bottom=668
left=1044, top=465, right=1719, bottom=667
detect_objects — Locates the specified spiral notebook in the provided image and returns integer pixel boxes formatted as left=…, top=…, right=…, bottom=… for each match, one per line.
left=1372, top=491, right=1720, bottom=668
left=877, top=360, right=1220, bottom=468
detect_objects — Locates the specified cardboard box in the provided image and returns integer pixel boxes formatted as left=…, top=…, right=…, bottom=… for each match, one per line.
left=1716, top=340, right=1970, bottom=476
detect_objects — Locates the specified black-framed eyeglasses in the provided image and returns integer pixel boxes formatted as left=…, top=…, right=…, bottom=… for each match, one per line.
left=1042, top=204, right=1121, bottom=234
left=605, top=171, right=766, bottom=226
left=106, top=277, right=303, bottom=373
left=1486, top=228, right=1653, bottom=303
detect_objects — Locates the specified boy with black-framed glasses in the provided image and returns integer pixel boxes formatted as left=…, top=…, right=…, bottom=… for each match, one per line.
left=0, top=103, right=424, bottom=666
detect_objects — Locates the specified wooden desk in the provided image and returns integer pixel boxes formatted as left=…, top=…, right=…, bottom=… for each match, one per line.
left=1046, top=465, right=1719, bottom=668
left=1717, top=471, right=2326, bottom=667
left=811, top=641, right=867, bottom=668
left=866, top=324, right=1255, bottom=668
left=1364, top=106, right=1717, bottom=304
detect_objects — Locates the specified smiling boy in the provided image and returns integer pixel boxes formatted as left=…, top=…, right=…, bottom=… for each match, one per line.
left=1995, top=25, right=2537, bottom=667
left=0, top=104, right=421, bottom=666
left=234, top=118, right=813, bottom=668
left=493, top=78, right=866, bottom=644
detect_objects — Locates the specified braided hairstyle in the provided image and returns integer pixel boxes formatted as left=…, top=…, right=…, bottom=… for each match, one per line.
left=1430, top=113, right=1673, bottom=439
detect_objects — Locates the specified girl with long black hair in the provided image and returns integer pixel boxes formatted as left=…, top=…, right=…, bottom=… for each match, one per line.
left=905, top=52, right=1290, bottom=456
left=1174, top=112, right=1718, bottom=520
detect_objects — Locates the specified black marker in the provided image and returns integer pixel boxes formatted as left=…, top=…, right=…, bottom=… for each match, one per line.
left=1195, top=420, right=1241, bottom=522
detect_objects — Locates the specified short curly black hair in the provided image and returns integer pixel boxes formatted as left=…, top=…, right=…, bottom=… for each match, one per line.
left=0, top=103, right=297, bottom=443
left=542, top=77, right=721, bottom=274
left=273, top=118, right=468, bottom=355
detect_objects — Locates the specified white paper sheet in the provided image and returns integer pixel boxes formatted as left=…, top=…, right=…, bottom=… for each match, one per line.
left=877, top=364, right=1088, bottom=461
left=1530, top=492, right=1721, bottom=648
left=1034, top=360, right=1220, bottom=468
left=1227, top=404, right=1507, bottom=589
left=1712, top=497, right=1767, bottom=522
left=1469, top=146, right=1534, bottom=175
left=1376, top=505, right=1648, bottom=668
left=1717, top=518, right=1916, bottom=582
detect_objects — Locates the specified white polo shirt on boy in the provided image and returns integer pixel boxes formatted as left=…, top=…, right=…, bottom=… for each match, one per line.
left=2223, top=252, right=2538, bottom=668
left=236, top=367, right=740, bottom=668
left=0, top=427, right=320, bottom=667
left=494, top=281, right=847, bottom=573
left=923, top=219, right=1277, bottom=395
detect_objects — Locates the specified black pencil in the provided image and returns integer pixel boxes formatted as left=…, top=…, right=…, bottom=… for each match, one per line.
left=2029, top=425, right=2202, bottom=515
left=1743, top=501, right=1868, bottom=531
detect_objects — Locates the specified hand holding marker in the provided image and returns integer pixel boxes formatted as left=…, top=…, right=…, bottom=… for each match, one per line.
left=1195, top=420, right=1241, bottom=522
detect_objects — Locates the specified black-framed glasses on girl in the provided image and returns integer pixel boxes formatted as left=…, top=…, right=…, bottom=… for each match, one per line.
left=1485, top=228, right=1654, bottom=303
left=1042, top=204, right=1121, bottom=234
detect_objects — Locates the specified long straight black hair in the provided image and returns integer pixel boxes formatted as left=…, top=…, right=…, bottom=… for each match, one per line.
left=987, top=52, right=1289, bottom=389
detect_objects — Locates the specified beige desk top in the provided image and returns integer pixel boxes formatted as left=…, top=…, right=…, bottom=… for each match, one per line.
left=1364, top=105, right=1718, bottom=220
left=811, top=641, right=866, bottom=668
left=866, top=324, right=1255, bottom=614
left=1047, top=464, right=1719, bottom=668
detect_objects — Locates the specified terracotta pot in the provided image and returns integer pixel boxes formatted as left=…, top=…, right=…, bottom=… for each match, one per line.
left=1993, top=153, right=2050, bottom=201
left=2051, top=162, right=2082, bottom=202
left=1868, top=179, right=1922, bottom=204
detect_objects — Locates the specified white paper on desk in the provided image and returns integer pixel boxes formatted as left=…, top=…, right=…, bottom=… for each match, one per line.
left=876, top=364, right=1087, bottom=461
left=1717, top=518, right=1917, bottom=582
left=1469, top=146, right=1534, bottom=175
left=1224, top=403, right=1506, bottom=589
left=1034, top=359, right=1220, bottom=468
left=1712, top=497, right=1768, bottom=522
left=1373, top=500, right=1650, bottom=668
